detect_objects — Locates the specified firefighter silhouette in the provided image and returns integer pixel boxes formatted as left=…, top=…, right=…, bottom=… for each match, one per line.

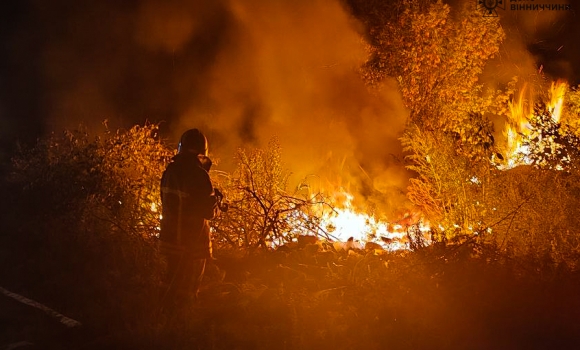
left=159, top=128, right=218, bottom=306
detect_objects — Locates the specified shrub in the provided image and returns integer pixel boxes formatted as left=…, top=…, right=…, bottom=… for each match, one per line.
left=400, top=115, right=496, bottom=241
left=3, top=122, right=173, bottom=333
left=211, top=139, right=329, bottom=250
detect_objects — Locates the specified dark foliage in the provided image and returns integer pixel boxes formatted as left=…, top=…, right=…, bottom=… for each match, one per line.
left=2, top=124, right=580, bottom=349
left=518, top=102, right=580, bottom=169
left=0, top=123, right=171, bottom=335
left=86, top=242, right=580, bottom=350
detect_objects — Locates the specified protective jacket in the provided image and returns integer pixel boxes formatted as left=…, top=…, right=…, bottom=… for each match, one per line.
left=160, top=152, right=217, bottom=259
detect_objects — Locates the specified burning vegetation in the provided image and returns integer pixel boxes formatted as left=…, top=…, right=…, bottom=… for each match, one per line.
left=503, top=81, right=580, bottom=169
left=2, top=0, right=580, bottom=349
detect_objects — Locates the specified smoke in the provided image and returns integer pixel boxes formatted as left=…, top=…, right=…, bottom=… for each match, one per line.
left=2, top=0, right=580, bottom=221
left=0, top=0, right=411, bottom=214
left=3, top=0, right=576, bottom=217
left=482, top=0, right=572, bottom=87
left=170, top=0, right=411, bottom=215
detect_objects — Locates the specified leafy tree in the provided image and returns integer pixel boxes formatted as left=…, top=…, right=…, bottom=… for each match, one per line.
left=514, top=103, right=580, bottom=170
left=344, top=0, right=506, bottom=238
left=349, top=0, right=580, bottom=267
left=360, top=0, right=504, bottom=132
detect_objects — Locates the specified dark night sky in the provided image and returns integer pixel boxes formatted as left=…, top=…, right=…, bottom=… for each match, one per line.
left=515, top=4, right=580, bottom=82
left=1, top=0, right=579, bottom=155
left=0, top=0, right=236, bottom=152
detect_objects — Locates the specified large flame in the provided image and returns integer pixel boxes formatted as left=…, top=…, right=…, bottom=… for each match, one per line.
left=549, top=81, right=567, bottom=123
left=503, top=81, right=567, bottom=168
left=150, top=82, right=571, bottom=250
left=320, top=190, right=428, bottom=251
left=295, top=81, right=569, bottom=249
left=275, top=80, right=571, bottom=250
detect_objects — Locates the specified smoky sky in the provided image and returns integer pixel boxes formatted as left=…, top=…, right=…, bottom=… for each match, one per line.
left=1, top=0, right=579, bottom=214
left=482, top=0, right=577, bottom=86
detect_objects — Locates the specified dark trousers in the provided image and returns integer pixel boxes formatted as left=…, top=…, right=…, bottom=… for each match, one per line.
left=163, top=252, right=206, bottom=306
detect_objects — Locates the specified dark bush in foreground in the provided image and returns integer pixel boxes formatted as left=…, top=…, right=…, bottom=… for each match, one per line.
left=133, top=242, right=580, bottom=350
left=1, top=123, right=172, bottom=334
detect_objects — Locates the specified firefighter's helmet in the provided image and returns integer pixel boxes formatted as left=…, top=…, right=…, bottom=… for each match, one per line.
left=178, top=128, right=208, bottom=155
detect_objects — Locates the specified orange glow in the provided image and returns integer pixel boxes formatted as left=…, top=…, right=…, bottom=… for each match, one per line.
left=503, top=81, right=567, bottom=169
left=549, top=80, right=567, bottom=123
left=320, top=190, right=429, bottom=251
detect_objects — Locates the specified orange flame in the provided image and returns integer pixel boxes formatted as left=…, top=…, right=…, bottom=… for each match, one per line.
left=320, top=190, right=428, bottom=251
left=549, top=80, right=567, bottom=123
left=503, top=80, right=568, bottom=169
